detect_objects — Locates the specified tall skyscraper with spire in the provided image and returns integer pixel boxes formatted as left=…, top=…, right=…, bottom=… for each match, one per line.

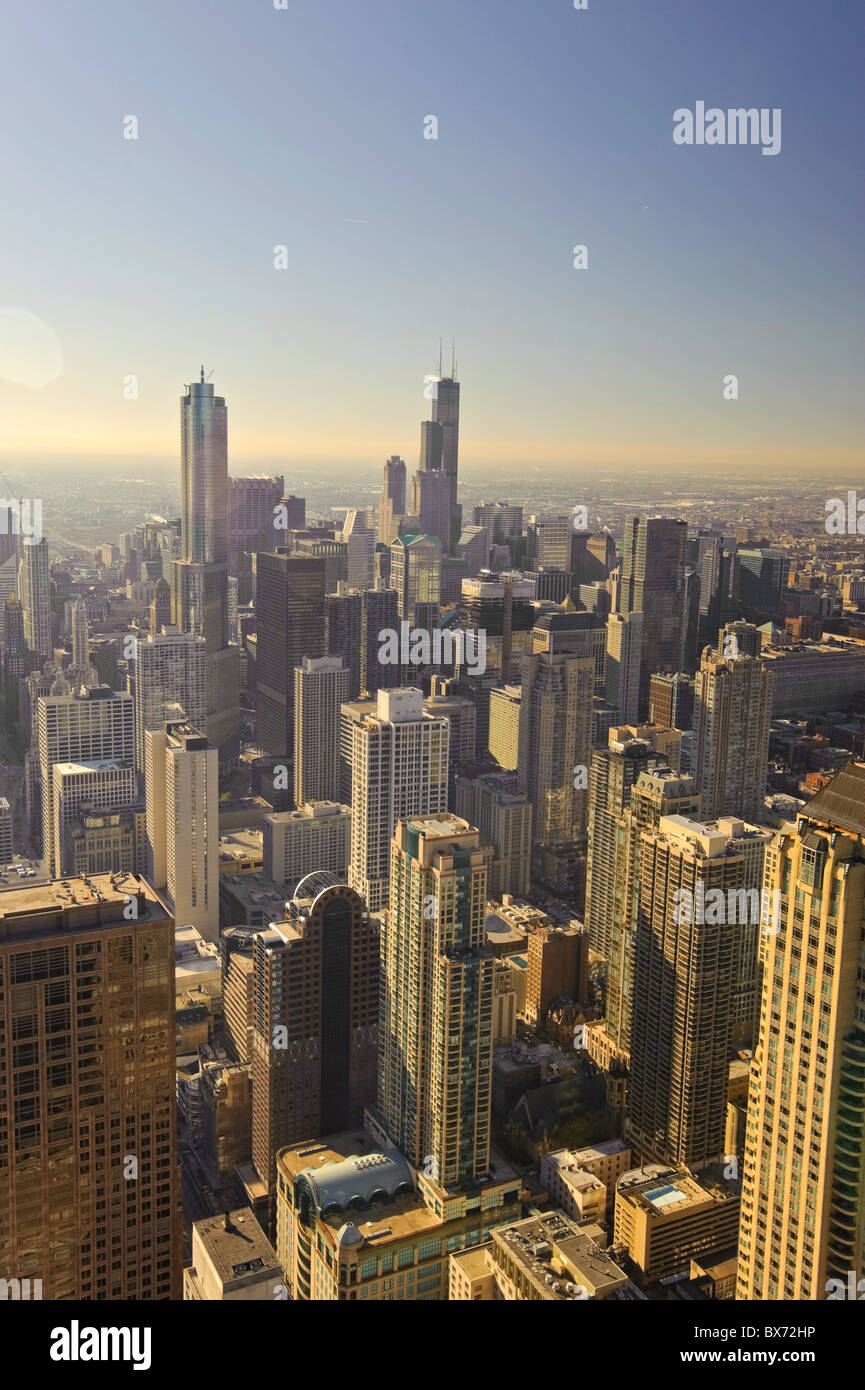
left=172, top=369, right=240, bottom=768
left=426, top=346, right=461, bottom=551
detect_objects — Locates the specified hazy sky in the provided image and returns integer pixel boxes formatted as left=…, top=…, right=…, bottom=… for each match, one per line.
left=1, top=0, right=863, bottom=480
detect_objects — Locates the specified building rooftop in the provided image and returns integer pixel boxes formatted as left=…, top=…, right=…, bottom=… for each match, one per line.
left=799, top=759, right=865, bottom=836
left=190, top=1210, right=279, bottom=1288
left=493, top=1211, right=627, bottom=1300
left=0, top=873, right=169, bottom=941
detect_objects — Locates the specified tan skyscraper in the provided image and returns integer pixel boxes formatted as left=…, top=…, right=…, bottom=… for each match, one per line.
left=0, top=874, right=179, bottom=1300
left=378, top=815, right=494, bottom=1188
left=294, top=655, right=350, bottom=805
left=145, top=721, right=219, bottom=941
left=693, top=632, right=773, bottom=823
left=737, top=762, right=865, bottom=1301
left=517, top=652, right=594, bottom=845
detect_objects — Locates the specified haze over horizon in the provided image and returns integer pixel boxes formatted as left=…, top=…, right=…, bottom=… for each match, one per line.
left=1, top=0, right=863, bottom=478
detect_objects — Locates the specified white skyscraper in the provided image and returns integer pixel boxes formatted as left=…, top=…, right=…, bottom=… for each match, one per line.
left=346, top=687, right=449, bottom=912
left=133, top=627, right=207, bottom=771
left=37, top=687, right=135, bottom=874
left=145, top=721, right=219, bottom=941
left=52, top=759, right=138, bottom=878
left=19, top=536, right=51, bottom=658
left=605, top=610, right=642, bottom=725
left=294, top=655, right=350, bottom=806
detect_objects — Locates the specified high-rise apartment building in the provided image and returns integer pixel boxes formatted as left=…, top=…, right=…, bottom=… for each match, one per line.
left=132, top=627, right=206, bottom=772
left=694, top=635, right=773, bottom=823
left=454, top=771, right=532, bottom=899
left=0, top=874, right=179, bottom=1299
left=342, top=509, right=376, bottom=593
left=294, top=656, right=350, bottom=805
left=378, top=814, right=494, bottom=1187
left=360, top=583, right=399, bottom=698
left=584, top=735, right=666, bottom=958
left=263, top=801, right=351, bottom=888
left=346, top=688, right=449, bottom=913
left=737, top=762, right=865, bottom=1300
left=517, top=652, right=594, bottom=845
left=51, top=759, right=137, bottom=877
left=605, top=611, right=642, bottom=725
left=628, top=814, right=741, bottom=1170
left=38, top=686, right=135, bottom=876
left=145, top=721, right=219, bottom=941
left=251, top=875, right=379, bottom=1211
left=254, top=552, right=326, bottom=757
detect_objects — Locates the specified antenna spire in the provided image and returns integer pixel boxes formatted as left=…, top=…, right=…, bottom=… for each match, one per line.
left=451, top=338, right=455, bottom=378
left=200, top=364, right=205, bottom=383
left=438, top=338, right=442, bottom=377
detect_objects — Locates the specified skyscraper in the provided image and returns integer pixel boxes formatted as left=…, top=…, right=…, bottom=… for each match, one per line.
left=175, top=369, right=240, bottom=767
left=431, top=367, right=461, bottom=549
left=378, top=455, right=406, bottom=547
left=324, top=584, right=362, bottom=698
left=38, top=686, right=135, bottom=875
left=627, top=813, right=740, bottom=1171
left=605, top=611, right=642, bottom=725
left=145, top=720, right=219, bottom=941
left=254, top=552, right=326, bottom=757
left=347, top=688, right=449, bottom=912
left=411, top=466, right=451, bottom=553
left=294, top=655, right=350, bottom=805
left=0, top=874, right=179, bottom=1299
left=584, top=735, right=666, bottom=958
left=378, top=814, right=494, bottom=1187
left=694, top=635, right=773, bottom=823
left=517, top=652, right=594, bottom=846
left=737, top=762, right=865, bottom=1300
left=251, top=874, right=379, bottom=1217
left=620, top=516, right=688, bottom=716
left=360, top=583, right=399, bottom=698
left=132, top=627, right=206, bottom=772
left=19, top=535, right=51, bottom=659
left=390, top=534, right=441, bottom=626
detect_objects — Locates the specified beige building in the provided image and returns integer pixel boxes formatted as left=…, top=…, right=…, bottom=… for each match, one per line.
left=737, top=762, right=865, bottom=1301
left=541, top=1140, right=631, bottom=1224
left=518, top=652, right=594, bottom=844
left=275, top=1129, right=523, bottom=1301
left=146, top=720, right=220, bottom=941
left=614, top=1164, right=740, bottom=1289
left=449, top=1210, right=628, bottom=1300
left=488, top=685, right=521, bottom=771
left=184, top=1210, right=282, bottom=1300
left=263, top=800, right=350, bottom=888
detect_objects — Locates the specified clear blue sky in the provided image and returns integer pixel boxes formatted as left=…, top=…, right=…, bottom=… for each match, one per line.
left=1, top=0, right=862, bottom=477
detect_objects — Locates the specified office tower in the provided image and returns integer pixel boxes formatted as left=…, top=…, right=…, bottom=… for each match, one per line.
left=132, top=627, right=206, bottom=772
left=279, top=494, right=306, bottom=532
left=295, top=534, right=348, bottom=593
left=251, top=876, right=379, bottom=1207
left=0, top=874, right=179, bottom=1299
left=411, top=466, right=451, bottom=553
left=38, top=686, right=134, bottom=875
left=360, top=583, right=399, bottom=697
left=620, top=516, right=688, bottom=715
left=51, top=759, right=137, bottom=877
left=175, top=369, right=240, bottom=767
left=379, top=455, right=407, bottom=547
left=527, top=514, right=573, bottom=572
left=263, top=801, right=351, bottom=888
left=0, top=552, right=19, bottom=660
left=605, top=611, right=642, bottom=725
left=454, top=771, right=532, bottom=899
left=584, top=735, right=666, bottom=958
left=19, top=535, right=51, bottom=658
left=532, top=610, right=607, bottom=695
left=346, top=688, right=448, bottom=912
left=571, top=530, right=616, bottom=590
left=693, top=636, right=772, bottom=823
left=648, top=671, right=694, bottom=730
left=431, top=367, right=461, bottom=548
left=423, top=691, right=476, bottom=764
left=378, top=814, right=494, bottom=1186
left=227, top=475, right=284, bottom=588
left=462, top=573, right=536, bottom=680
left=69, top=595, right=90, bottom=675
left=0, top=796, right=11, bottom=863
left=627, top=814, right=741, bottom=1170
left=342, top=509, right=376, bottom=593
left=456, top=526, right=489, bottom=576
left=488, top=685, right=521, bottom=771
left=719, top=618, right=761, bottom=659
left=705, top=816, right=772, bottom=1044
left=603, top=770, right=701, bottom=1059
left=390, top=534, right=441, bottom=625
left=324, top=584, right=362, bottom=698
left=472, top=501, right=523, bottom=550
left=149, top=577, right=172, bottom=636
left=254, top=552, right=326, bottom=757
left=517, top=652, right=594, bottom=845
left=294, top=656, right=350, bottom=805
left=737, top=763, right=865, bottom=1300
left=737, top=548, right=790, bottom=615
left=145, top=721, right=219, bottom=941
left=222, top=932, right=255, bottom=1063
left=681, top=566, right=701, bottom=672
left=2, top=592, right=27, bottom=679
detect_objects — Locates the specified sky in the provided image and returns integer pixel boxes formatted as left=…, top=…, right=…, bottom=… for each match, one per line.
left=0, top=0, right=863, bottom=481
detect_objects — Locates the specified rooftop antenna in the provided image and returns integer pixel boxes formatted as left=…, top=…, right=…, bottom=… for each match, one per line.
left=437, top=338, right=443, bottom=377
left=451, top=338, right=455, bottom=378
left=200, top=365, right=205, bottom=383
